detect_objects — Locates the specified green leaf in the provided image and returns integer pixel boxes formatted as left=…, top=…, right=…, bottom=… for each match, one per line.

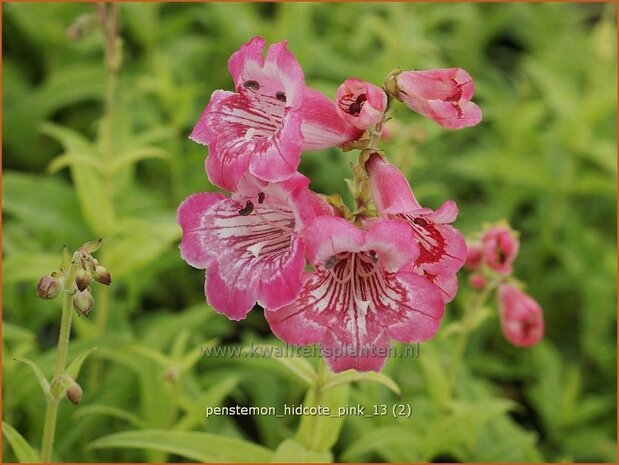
left=47, top=152, right=104, bottom=174
left=110, top=146, right=168, bottom=173
left=241, top=345, right=317, bottom=387
left=2, top=253, right=61, bottom=284
left=89, top=430, right=273, bottom=462
left=2, top=421, right=41, bottom=463
left=296, top=383, right=350, bottom=452
left=127, top=345, right=172, bottom=367
left=272, top=439, right=332, bottom=463
left=341, top=426, right=422, bottom=462
left=66, top=347, right=98, bottom=379
left=74, top=405, right=148, bottom=430
left=322, top=369, right=401, bottom=397
left=175, top=377, right=240, bottom=431
left=3, top=322, right=36, bottom=343
left=13, top=357, right=52, bottom=400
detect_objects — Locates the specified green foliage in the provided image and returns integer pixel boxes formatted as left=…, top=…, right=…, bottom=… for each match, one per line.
left=3, top=2, right=616, bottom=463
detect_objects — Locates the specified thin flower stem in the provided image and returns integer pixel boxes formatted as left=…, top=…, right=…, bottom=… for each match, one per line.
left=444, top=275, right=504, bottom=404
left=40, top=266, right=77, bottom=462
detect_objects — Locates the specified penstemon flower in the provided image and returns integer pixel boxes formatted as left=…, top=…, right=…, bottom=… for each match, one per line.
left=385, top=68, right=482, bottom=129
left=366, top=153, right=466, bottom=302
left=481, top=225, right=519, bottom=275
left=336, top=79, right=388, bottom=130
left=178, top=173, right=320, bottom=320
left=498, top=284, right=544, bottom=347
left=177, top=35, right=543, bottom=373
left=265, top=216, right=444, bottom=372
left=190, top=37, right=361, bottom=191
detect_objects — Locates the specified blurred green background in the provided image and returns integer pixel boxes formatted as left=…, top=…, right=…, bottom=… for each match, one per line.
left=2, top=2, right=616, bottom=463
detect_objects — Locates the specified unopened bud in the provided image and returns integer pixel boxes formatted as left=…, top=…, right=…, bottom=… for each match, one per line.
left=66, top=382, right=83, bottom=405
left=468, top=273, right=487, bottom=290
left=37, top=275, right=63, bottom=299
left=75, top=268, right=92, bottom=291
left=93, top=265, right=111, bottom=285
left=73, top=289, right=94, bottom=317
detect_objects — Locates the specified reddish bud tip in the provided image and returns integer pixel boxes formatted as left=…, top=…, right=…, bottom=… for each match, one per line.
left=93, top=265, right=111, bottom=285
left=66, top=383, right=83, bottom=405
left=73, top=289, right=94, bottom=317
left=75, top=269, right=92, bottom=292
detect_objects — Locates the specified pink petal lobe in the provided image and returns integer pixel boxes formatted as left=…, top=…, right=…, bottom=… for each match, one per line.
left=299, top=87, right=363, bottom=150
left=228, top=36, right=267, bottom=89
left=386, top=270, right=445, bottom=342
left=302, top=216, right=365, bottom=265
left=205, top=262, right=257, bottom=321
left=322, top=330, right=391, bottom=373
left=336, top=78, right=387, bottom=130
left=365, top=219, right=419, bottom=273
left=177, top=192, right=227, bottom=268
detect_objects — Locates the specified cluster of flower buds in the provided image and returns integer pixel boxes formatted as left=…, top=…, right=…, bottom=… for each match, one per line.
left=464, top=224, right=544, bottom=347
left=179, top=37, right=483, bottom=372
left=36, top=239, right=111, bottom=318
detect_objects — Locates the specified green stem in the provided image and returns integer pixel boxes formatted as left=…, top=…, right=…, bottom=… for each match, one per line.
left=40, top=267, right=77, bottom=462
left=444, top=276, right=504, bottom=403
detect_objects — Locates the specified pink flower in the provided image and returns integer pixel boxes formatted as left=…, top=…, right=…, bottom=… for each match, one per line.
left=481, top=226, right=519, bottom=275
left=336, top=79, right=387, bottom=130
left=366, top=154, right=467, bottom=302
left=498, top=285, right=544, bottom=347
left=190, top=37, right=361, bottom=191
left=468, top=273, right=486, bottom=290
left=391, top=68, right=482, bottom=129
left=266, top=216, right=444, bottom=372
left=177, top=173, right=318, bottom=320
left=464, top=241, right=483, bottom=271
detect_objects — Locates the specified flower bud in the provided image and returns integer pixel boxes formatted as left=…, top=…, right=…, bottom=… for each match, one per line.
left=73, top=289, right=94, bottom=317
left=336, top=79, right=387, bottom=130
left=36, top=275, right=64, bottom=299
left=481, top=226, right=519, bottom=275
left=66, top=382, right=83, bottom=405
left=387, top=67, right=482, bottom=129
left=464, top=241, right=483, bottom=271
left=75, top=268, right=92, bottom=292
left=93, top=265, right=112, bottom=285
left=498, top=285, right=544, bottom=347
left=468, top=273, right=486, bottom=290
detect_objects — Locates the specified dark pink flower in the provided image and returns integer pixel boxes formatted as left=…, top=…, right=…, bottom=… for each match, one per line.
left=498, top=285, right=544, bottom=347
left=177, top=173, right=317, bottom=320
left=392, top=68, right=482, bottom=129
left=336, top=79, right=387, bottom=130
left=190, top=37, right=361, bottom=191
left=266, top=216, right=444, bottom=372
left=366, top=154, right=467, bottom=302
left=481, top=226, right=519, bottom=275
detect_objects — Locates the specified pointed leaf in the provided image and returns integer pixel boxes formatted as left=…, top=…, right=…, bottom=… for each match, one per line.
left=240, top=344, right=317, bottom=387
left=273, top=439, right=332, bottom=463
left=88, top=430, right=273, bottom=462
left=13, top=357, right=51, bottom=400
left=74, top=404, right=148, bottom=430
left=322, top=370, right=401, bottom=397
left=110, top=146, right=168, bottom=173
left=2, top=421, right=41, bottom=463
left=47, top=151, right=103, bottom=174
left=66, top=347, right=98, bottom=379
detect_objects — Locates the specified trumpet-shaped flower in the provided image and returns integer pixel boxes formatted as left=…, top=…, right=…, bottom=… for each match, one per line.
left=266, top=216, right=444, bottom=372
left=177, top=174, right=317, bottom=320
left=498, top=284, right=544, bottom=347
left=366, top=154, right=466, bottom=302
left=336, top=79, right=387, bottom=130
left=481, top=225, right=519, bottom=275
left=190, top=37, right=361, bottom=191
left=390, top=68, right=482, bottom=129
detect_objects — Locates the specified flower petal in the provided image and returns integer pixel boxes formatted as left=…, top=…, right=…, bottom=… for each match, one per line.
left=386, top=270, right=445, bottom=342
left=205, top=262, right=258, bottom=321
left=365, top=153, right=421, bottom=214
left=299, top=87, right=363, bottom=150
left=302, top=216, right=365, bottom=266
left=228, top=36, right=267, bottom=90
left=178, top=192, right=227, bottom=268
left=365, top=219, right=419, bottom=273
